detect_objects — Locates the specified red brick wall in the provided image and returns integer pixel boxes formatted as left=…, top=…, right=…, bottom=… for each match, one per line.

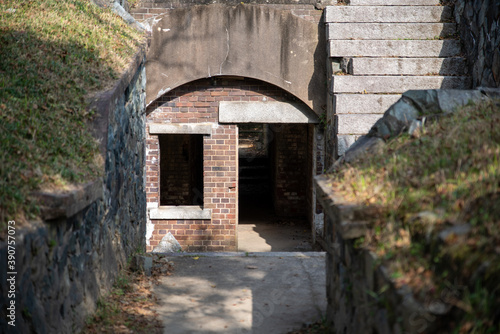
left=271, top=124, right=309, bottom=217
left=146, top=78, right=305, bottom=252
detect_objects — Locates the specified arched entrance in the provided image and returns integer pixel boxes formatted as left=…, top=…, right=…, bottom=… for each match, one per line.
left=140, top=3, right=326, bottom=252
left=145, top=77, right=324, bottom=252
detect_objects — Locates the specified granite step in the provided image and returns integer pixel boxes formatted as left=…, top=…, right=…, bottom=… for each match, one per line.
left=333, top=94, right=401, bottom=115
left=325, top=6, right=452, bottom=23
left=348, top=0, right=441, bottom=5
left=329, top=40, right=461, bottom=58
left=337, top=114, right=383, bottom=135
left=331, top=75, right=471, bottom=94
left=347, top=57, right=467, bottom=76
left=327, top=23, right=456, bottom=40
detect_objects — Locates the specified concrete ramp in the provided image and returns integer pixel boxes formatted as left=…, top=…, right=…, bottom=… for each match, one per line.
left=154, top=252, right=326, bottom=333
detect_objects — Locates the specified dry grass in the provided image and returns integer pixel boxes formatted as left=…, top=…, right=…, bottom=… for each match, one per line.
left=0, top=0, right=144, bottom=227
left=325, top=99, right=500, bottom=333
left=82, top=256, right=172, bottom=334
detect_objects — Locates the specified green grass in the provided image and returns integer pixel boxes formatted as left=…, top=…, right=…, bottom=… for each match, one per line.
left=0, top=0, right=143, bottom=225
left=325, top=99, right=500, bottom=332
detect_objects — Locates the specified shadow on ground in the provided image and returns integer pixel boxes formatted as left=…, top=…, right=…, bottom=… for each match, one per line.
left=154, top=253, right=326, bottom=334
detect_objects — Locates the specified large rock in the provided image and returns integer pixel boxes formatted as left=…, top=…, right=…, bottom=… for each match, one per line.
left=369, top=89, right=485, bottom=139
left=152, top=233, right=182, bottom=253
left=333, top=88, right=499, bottom=167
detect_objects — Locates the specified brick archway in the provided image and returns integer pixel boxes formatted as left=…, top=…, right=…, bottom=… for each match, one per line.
left=145, top=77, right=324, bottom=252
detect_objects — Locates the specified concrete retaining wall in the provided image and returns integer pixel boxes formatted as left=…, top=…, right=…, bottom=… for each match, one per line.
left=0, top=49, right=147, bottom=334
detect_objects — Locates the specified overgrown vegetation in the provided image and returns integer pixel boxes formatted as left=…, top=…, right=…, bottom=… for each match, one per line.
left=83, top=266, right=164, bottom=334
left=326, top=99, right=500, bottom=332
left=0, top=0, right=144, bottom=226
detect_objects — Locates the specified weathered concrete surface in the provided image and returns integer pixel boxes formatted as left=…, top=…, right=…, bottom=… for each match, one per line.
left=149, top=206, right=212, bottom=219
left=154, top=253, right=326, bottom=333
left=219, top=101, right=319, bottom=123
left=334, top=94, right=400, bottom=114
left=149, top=123, right=213, bottom=134
left=325, top=6, right=452, bottom=23
left=238, top=223, right=314, bottom=252
left=146, top=4, right=326, bottom=114
left=348, top=57, right=467, bottom=76
left=349, top=0, right=440, bottom=5
left=337, top=114, right=383, bottom=134
left=327, top=23, right=456, bottom=40
left=332, top=75, right=470, bottom=94
left=329, top=40, right=462, bottom=57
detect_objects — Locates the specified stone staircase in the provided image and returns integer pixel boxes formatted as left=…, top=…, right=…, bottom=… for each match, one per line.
left=326, top=0, right=471, bottom=156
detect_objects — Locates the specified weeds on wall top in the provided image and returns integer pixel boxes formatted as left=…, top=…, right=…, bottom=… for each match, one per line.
left=0, top=0, right=144, bottom=228
left=326, top=99, right=500, bottom=333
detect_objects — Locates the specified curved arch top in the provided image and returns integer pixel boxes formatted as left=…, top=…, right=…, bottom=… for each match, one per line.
left=146, top=4, right=326, bottom=114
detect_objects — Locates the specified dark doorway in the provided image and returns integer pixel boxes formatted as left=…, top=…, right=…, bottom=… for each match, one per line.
left=237, top=123, right=314, bottom=252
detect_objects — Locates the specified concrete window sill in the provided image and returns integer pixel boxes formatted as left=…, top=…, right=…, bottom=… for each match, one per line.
left=149, top=206, right=212, bottom=220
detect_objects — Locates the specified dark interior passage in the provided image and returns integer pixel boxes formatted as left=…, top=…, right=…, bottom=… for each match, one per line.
left=238, top=123, right=314, bottom=252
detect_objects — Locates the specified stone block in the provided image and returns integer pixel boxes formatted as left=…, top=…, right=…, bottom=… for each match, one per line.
left=327, top=23, right=456, bottom=40
left=332, top=76, right=471, bottom=94
left=334, top=94, right=400, bottom=114
left=149, top=206, right=212, bottom=220
left=329, top=40, right=462, bottom=58
left=325, top=6, right=452, bottom=23
left=130, top=255, right=153, bottom=276
left=218, top=101, right=318, bottom=123
left=349, top=57, right=467, bottom=76
left=347, top=0, right=440, bottom=5
left=337, top=114, right=382, bottom=134
left=337, top=135, right=356, bottom=156
left=149, top=123, right=213, bottom=134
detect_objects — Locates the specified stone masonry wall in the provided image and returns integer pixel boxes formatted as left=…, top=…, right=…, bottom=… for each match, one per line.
left=316, top=176, right=449, bottom=334
left=146, top=77, right=314, bottom=252
left=0, top=50, right=147, bottom=333
left=454, top=0, right=500, bottom=88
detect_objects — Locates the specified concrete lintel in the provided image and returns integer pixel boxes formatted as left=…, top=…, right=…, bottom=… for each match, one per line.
left=150, top=206, right=212, bottom=220
left=219, top=101, right=319, bottom=124
left=149, top=123, right=213, bottom=134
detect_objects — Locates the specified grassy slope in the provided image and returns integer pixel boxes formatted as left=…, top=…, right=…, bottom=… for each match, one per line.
left=0, top=0, right=143, bottom=225
left=325, top=99, right=500, bottom=333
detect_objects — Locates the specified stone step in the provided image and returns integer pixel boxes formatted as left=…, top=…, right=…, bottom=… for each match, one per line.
left=333, top=94, right=401, bottom=114
left=327, top=23, right=456, bottom=40
left=331, top=76, right=471, bottom=93
left=348, top=0, right=441, bottom=5
left=337, top=114, right=383, bottom=135
left=325, top=6, right=452, bottom=23
left=348, top=57, right=467, bottom=76
left=329, top=40, right=461, bottom=57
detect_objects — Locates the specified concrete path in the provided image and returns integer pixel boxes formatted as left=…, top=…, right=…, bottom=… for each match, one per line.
left=154, top=252, right=326, bottom=334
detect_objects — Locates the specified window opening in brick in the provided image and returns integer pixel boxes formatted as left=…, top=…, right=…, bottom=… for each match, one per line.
left=159, top=134, right=204, bottom=206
